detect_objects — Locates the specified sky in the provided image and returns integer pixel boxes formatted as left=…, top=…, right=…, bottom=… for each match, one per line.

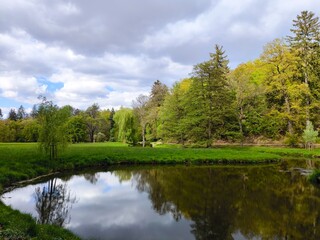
left=1, top=0, right=320, bottom=117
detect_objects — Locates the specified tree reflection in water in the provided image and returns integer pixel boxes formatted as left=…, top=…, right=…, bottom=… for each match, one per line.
left=83, top=173, right=100, bottom=185
left=34, top=178, right=77, bottom=226
left=127, top=164, right=320, bottom=240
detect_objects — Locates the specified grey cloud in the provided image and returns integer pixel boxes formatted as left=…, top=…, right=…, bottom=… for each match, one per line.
left=0, top=0, right=212, bottom=55
left=71, top=219, right=193, bottom=240
left=1, top=0, right=320, bottom=109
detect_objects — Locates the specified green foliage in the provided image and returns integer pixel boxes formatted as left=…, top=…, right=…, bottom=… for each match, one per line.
left=95, top=132, right=106, bottom=142
left=288, top=11, right=320, bottom=123
left=17, top=105, right=27, bottom=120
left=37, top=98, right=71, bottom=160
left=146, top=80, right=169, bottom=141
left=284, top=133, right=300, bottom=147
left=85, top=103, right=101, bottom=143
left=159, top=79, right=190, bottom=144
left=308, top=169, right=320, bottom=184
left=67, top=115, right=87, bottom=143
left=185, top=45, right=236, bottom=145
left=0, top=200, right=79, bottom=240
left=8, top=109, right=18, bottom=121
left=113, top=108, right=137, bottom=144
left=132, top=94, right=149, bottom=147
left=21, top=119, right=40, bottom=142
left=261, top=38, right=302, bottom=135
left=302, top=121, right=318, bottom=149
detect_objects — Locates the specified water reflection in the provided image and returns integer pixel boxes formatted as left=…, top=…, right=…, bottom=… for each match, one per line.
left=83, top=173, right=100, bottom=185
left=2, top=161, right=320, bottom=240
left=126, top=163, right=320, bottom=239
left=34, top=178, right=77, bottom=226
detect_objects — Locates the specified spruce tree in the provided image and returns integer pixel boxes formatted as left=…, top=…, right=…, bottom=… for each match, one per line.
left=288, top=11, right=320, bottom=122
left=8, top=109, right=17, bottom=121
left=17, top=105, right=27, bottom=120
left=187, top=45, right=234, bottom=146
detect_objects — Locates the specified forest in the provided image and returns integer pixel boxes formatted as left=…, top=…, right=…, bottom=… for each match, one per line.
left=0, top=10, right=319, bottom=148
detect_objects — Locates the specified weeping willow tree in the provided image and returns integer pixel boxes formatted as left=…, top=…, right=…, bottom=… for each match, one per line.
left=37, top=97, right=71, bottom=160
left=113, top=107, right=137, bottom=145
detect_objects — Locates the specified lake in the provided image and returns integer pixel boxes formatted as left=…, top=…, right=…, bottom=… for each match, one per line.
left=2, top=161, right=320, bottom=240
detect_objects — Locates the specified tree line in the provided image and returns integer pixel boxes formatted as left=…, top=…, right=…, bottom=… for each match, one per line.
left=0, top=10, right=319, bottom=147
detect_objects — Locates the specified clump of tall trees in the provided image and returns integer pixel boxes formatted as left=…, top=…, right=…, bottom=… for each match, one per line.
left=0, top=11, right=319, bottom=148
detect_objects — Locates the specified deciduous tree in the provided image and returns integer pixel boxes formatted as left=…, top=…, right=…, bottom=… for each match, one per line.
left=85, top=103, right=100, bottom=142
left=133, top=94, right=150, bottom=147
left=37, top=98, right=70, bottom=160
left=113, top=108, right=137, bottom=144
left=302, top=121, right=318, bottom=150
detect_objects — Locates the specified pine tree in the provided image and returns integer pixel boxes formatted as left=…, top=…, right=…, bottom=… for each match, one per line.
left=187, top=45, right=235, bottom=146
left=147, top=80, right=168, bottom=141
left=17, top=105, right=27, bottom=120
left=30, top=104, right=38, bottom=118
left=8, top=109, right=17, bottom=121
left=288, top=11, right=320, bottom=123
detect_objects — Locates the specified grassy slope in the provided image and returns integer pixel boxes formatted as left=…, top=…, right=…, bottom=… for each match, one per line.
left=0, top=142, right=319, bottom=239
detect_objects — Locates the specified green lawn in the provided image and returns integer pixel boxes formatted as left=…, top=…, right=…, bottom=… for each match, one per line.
left=0, top=142, right=284, bottom=189
left=0, top=142, right=319, bottom=239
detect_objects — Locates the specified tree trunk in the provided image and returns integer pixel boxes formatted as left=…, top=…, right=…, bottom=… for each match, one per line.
left=142, top=124, right=146, bottom=147
left=303, top=62, right=310, bottom=123
left=284, top=95, right=293, bottom=135
left=238, top=106, right=244, bottom=146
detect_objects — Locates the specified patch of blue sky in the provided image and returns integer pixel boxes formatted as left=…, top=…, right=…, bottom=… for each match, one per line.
left=106, top=86, right=114, bottom=92
left=102, top=185, right=113, bottom=193
left=0, top=97, right=32, bottom=109
left=36, top=76, right=63, bottom=92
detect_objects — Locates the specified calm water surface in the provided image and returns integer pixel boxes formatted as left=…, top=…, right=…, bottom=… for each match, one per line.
left=2, top=161, right=320, bottom=240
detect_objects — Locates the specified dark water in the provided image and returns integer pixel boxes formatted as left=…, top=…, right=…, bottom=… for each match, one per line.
left=2, top=160, right=320, bottom=240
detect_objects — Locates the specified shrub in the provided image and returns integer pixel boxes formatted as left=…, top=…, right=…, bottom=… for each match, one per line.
left=308, top=169, right=320, bottom=184
left=284, top=133, right=300, bottom=147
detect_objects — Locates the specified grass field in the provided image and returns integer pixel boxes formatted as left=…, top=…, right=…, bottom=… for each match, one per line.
left=0, top=142, right=320, bottom=239
left=0, top=142, right=285, bottom=188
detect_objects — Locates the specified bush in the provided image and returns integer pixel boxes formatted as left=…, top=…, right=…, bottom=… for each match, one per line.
left=284, top=133, right=300, bottom=147
left=308, top=169, right=320, bottom=184
left=94, top=132, right=106, bottom=142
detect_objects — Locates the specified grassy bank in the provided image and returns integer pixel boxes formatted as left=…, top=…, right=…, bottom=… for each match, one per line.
left=0, top=202, right=80, bottom=240
left=0, top=142, right=283, bottom=190
left=0, top=142, right=319, bottom=239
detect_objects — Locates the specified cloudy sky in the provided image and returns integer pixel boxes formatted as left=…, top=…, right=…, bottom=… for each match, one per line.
left=0, top=0, right=320, bottom=116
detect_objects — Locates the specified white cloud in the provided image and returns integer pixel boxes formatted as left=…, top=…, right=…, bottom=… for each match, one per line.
left=57, top=2, right=81, bottom=15
left=1, top=0, right=320, bottom=110
left=0, top=29, right=191, bottom=109
left=142, top=0, right=256, bottom=50
left=0, top=71, right=47, bottom=102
